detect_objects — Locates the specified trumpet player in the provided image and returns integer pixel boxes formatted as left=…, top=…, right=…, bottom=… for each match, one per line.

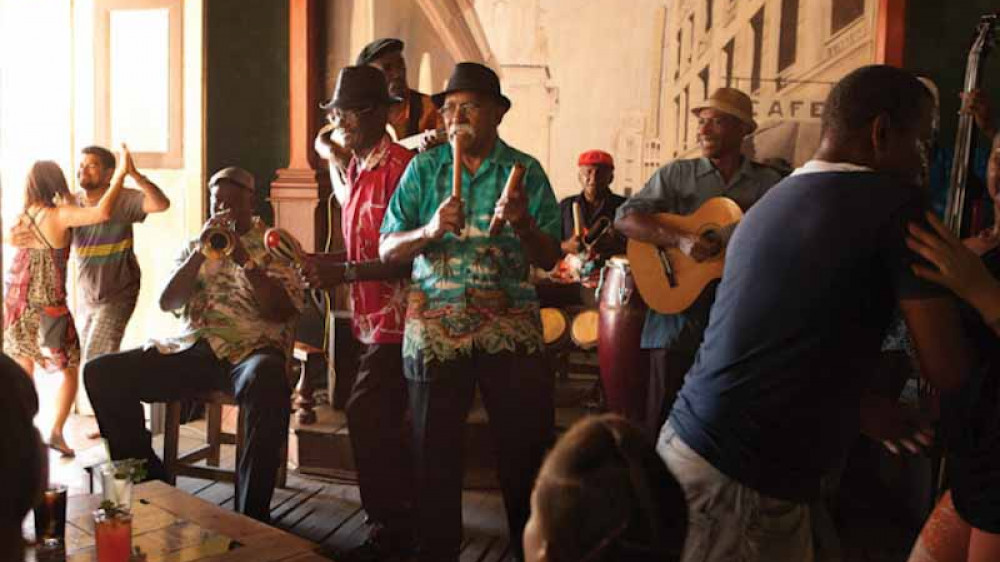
left=379, top=62, right=561, bottom=562
left=84, top=166, right=304, bottom=523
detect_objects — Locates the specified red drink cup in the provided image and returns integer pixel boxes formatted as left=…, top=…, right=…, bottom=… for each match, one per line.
left=94, top=509, right=132, bottom=562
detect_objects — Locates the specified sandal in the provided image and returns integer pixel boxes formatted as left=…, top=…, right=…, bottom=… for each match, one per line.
left=47, top=434, right=76, bottom=458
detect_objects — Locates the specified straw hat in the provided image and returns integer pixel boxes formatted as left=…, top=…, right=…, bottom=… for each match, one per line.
left=692, top=87, right=757, bottom=132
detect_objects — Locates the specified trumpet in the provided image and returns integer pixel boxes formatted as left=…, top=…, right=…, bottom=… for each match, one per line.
left=200, top=212, right=236, bottom=259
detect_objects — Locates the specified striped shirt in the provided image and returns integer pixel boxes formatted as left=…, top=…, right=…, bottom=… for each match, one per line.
left=73, top=189, right=146, bottom=305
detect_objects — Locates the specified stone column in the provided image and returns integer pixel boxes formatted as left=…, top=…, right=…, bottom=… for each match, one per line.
left=271, top=0, right=331, bottom=425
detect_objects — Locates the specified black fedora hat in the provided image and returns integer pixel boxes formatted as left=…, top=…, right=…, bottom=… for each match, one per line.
left=431, top=62, right=511, bottom=110
left=319, top=66, right=403, bottom=111
left=356, top=38, right=404, bottom=66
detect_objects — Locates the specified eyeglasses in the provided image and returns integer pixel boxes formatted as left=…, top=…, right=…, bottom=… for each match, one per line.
left=326, top=106, right=373, bottom=126
left=439, top=102, right=483, bottom=118
left=697, top=115, right=739, bottom=128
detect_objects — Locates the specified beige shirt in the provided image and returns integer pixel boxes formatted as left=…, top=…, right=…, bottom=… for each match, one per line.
left=148, top=219, right=305, bottom=364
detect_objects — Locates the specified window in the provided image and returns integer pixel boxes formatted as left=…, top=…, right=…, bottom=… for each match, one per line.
left=688, top=13, right=695, bottom=62
left=750, top=7, right=764, bottom=94
left=674, top=95, right=682, bottom=155
left=95, top=0, right=184, bottom=168
left=699, top=66, right=710, bottom=100
left=683, top=85, right=690, bottom=149
left=675, top=29, right=683, bottom=78
left=832, top=0, right=864, bottom=35
left=705, top=0, right=713, bottom=31
left=778, top=0, right=798, bottom=73
left=723, top=39, right=734, bottom=88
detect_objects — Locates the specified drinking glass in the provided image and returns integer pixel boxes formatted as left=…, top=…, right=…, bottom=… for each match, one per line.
left=32, top=484, right=68, bottom=549
left=94, top=509, right=132, bottom=562
left=99, top=461, right=137, bottom=510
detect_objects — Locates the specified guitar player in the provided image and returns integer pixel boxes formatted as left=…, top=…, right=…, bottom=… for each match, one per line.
left=614, top=87, right=783, bottom=437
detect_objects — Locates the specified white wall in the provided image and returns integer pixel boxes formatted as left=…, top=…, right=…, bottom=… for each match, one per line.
left=475, top=0, right=669, bottom=200
left=324, top=0, right=457, bottom=106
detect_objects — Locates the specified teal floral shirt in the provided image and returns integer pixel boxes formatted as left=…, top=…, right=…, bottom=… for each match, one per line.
left=381, top=139, right=560, bottom=366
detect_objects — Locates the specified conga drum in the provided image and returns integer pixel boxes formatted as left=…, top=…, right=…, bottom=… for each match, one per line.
left=597, top=256, right=648, bottom=423
left=570, top=309, right=599, bottom=350
left=540, top=307, right=570, bottom=350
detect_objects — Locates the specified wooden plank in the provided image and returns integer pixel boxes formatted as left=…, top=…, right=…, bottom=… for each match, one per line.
left=271, top=481, right=326, bottom=525
left=194, top=481, right=237, bottom=507
left=280, top=483, right=363, bottom=544
left=175, top=475, right=215, bottom=495
left=319, top=507, right=368, bottom=553
left=135, top=482, right=314, bottom=551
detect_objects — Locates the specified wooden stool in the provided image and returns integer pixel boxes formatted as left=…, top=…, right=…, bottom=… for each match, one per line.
left=162, top=390, right=288, bottom=511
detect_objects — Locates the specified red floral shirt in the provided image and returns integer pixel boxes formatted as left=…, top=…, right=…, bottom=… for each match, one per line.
left=342, top=135, right=413, bottom=344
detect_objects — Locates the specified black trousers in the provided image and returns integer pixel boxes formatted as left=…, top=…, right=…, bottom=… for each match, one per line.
left=406, top=350, right=555, bottom=562
left=83, top=339, right=291, bottom=522
left=346, top=343, right=413, bottom=535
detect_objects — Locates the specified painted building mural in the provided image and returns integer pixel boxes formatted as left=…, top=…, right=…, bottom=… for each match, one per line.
left=317, top=0, right=881, bottom=200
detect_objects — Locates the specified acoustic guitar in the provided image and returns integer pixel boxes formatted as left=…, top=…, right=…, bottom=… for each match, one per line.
left=626, top=197, right=742, bottom=314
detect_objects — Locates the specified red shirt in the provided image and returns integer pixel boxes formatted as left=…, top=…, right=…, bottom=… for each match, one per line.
left=342, top=135, right=413, bottom=344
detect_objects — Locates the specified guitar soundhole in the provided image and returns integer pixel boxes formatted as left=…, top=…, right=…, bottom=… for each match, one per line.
left=696, top=224, right=724, bottom=261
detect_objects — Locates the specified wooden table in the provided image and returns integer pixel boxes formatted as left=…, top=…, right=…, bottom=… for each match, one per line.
left=27, top=481, right=325, bottom=561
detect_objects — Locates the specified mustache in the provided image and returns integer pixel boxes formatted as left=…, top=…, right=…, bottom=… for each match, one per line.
left=449, top=124, right=474, bottom=142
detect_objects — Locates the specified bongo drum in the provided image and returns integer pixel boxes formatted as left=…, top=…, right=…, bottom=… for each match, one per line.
left=597, top=256, right=648, bottom=422
left=570, top=309, right=599, bottom=350
left=540, top=307, right=570, bottom=349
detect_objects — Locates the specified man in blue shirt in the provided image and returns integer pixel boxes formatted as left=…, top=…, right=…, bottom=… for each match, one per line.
left=615, top=87, right=783, bottom=436
left=659, top=65, right=971, bottom=562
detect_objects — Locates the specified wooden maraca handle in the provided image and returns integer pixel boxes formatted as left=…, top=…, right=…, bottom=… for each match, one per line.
left=452, top=137, right=463, bottom=200
left=489, top=162, right=527, bottom=236
left=572, top=201, right=582, bottom=238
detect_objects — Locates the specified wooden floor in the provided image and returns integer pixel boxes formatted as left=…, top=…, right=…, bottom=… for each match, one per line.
left=170, top=473, right=517, bottom=561
left=50, top=413, right=520, bottom=562
left=38, top=366, right=923, bottom=562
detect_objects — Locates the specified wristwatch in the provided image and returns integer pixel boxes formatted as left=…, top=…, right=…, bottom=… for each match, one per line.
left=343, top=261, right=358, bottom=282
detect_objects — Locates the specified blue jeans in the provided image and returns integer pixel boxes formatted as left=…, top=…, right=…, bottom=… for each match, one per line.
left=657, top=422, right=815, bottom=562
left=84, top=339, right=291, bottom=522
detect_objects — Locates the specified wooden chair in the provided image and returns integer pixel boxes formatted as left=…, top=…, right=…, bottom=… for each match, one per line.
left=161, top=390, right=290, bottom=511
left=159, top=335, right=326, bottom=505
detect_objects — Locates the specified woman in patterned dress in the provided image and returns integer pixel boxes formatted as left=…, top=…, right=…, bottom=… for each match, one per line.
left=3, top=148, right=127, bottom=457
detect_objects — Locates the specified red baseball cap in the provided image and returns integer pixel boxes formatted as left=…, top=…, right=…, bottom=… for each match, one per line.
left=578, top=150, right=614, bottom=169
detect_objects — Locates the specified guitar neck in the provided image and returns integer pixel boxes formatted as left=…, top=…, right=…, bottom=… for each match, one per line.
left=397, top=128, right=446, bottom=151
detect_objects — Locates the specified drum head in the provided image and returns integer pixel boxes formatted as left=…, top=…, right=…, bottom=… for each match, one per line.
left=540, top=308, right=569, bottom=346
left=571, top=309, right=599, bottom=349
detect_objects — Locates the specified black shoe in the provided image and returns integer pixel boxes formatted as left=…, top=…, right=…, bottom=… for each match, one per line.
left=341, top=524, right=415, bottom=562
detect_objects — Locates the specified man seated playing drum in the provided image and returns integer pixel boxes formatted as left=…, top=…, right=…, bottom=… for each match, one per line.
left=557, top=150, right=627, bottom=274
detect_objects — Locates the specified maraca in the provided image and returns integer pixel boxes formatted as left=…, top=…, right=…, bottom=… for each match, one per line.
left=264, top=227, right=304, bottom=264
